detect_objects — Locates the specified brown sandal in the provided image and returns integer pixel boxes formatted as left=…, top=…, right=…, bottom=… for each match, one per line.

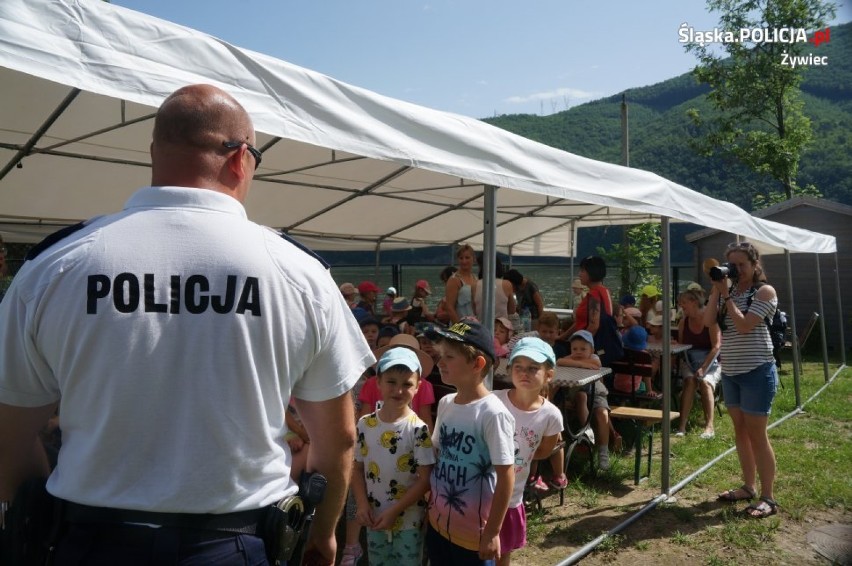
left=744, top=497, right=778, bottom=518
left=717, top=485, right=756, bottom=502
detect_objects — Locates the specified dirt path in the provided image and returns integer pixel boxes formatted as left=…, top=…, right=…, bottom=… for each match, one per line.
left=512, top=481, right=849, bottom=565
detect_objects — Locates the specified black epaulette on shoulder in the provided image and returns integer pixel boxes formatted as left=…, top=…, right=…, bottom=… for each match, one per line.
left=279, top=231, right=330, bottom=269
left=25, top=221, right=88, bottom=261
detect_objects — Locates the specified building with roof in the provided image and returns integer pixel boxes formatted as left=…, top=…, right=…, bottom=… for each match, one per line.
left=686, top=196, right=851, bottom=353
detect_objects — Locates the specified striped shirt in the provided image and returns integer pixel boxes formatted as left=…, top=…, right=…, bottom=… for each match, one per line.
left=719, top=286, right=777, bottom=376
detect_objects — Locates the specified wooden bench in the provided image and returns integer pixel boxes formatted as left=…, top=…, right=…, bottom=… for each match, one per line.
left=610, top=406, right=680, bottom=485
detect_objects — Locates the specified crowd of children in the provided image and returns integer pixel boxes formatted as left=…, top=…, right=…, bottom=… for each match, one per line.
left=313, top=273, right=716, bottom=564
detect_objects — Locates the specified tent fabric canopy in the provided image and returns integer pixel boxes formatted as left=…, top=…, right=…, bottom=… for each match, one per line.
left=0, top=0, right=837, bottom=256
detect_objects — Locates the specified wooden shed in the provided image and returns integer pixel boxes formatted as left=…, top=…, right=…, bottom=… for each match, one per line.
left=686, top=196, right=851, bottom=353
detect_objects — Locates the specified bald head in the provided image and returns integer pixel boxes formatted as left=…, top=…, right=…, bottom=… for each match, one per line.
left=151, top=84, right=257, bottom=200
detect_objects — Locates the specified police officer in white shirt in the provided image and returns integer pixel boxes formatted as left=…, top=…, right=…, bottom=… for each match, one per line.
left=0, top=84, right=374, bottom=565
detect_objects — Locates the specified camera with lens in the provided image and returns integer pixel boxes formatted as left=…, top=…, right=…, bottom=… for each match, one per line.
left=709, top=262, right=738, bottom=281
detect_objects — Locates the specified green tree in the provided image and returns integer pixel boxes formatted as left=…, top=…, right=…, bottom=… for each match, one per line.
left=597, top=223, right=661, bottom=298
left=686, top=0, right=836, bottom=201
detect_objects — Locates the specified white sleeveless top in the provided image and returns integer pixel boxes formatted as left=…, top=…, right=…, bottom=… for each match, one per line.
left=474, top=278, right=510, bottom=319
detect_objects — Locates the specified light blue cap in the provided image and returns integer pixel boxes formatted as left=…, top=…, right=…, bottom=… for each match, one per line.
left=569, top=329, right=595, bottom=347
left=377, top=347, right=422, bottom=375
left=509, top=336, right=556, bottom=366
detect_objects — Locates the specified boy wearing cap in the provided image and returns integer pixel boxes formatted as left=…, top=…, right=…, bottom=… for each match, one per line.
left=425, top=321, right=515, bottom=565
left=353, top=348, right=436, bottom=566
left=493, top=337, right=563, bottom=565
left=557, top=330, right=615, bottom=471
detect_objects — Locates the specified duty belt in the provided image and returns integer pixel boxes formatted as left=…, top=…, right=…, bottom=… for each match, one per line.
left=63, top=501, right=265, bottom=534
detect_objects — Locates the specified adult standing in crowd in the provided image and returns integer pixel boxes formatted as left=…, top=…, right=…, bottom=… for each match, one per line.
left=675, top=288, right=721, bottom=439
left=562, top=256, right=613, bottom=341
left=0, top=84, right=374, bottom=565
left=474, top=254, right=516, bottom=321
left=433, top=265, right=458, bottom=325
left=559, top=255, right=616, bottom=469
left=444, top=244, right=477, bottom=324
left=704, top=241, right=779, bottom=519
left=505, top=268, right=545, bottom=331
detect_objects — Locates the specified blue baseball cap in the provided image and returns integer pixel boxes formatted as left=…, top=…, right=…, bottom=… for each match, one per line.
left=377, top=347, right=422, bottom=375
left=509, top=337, right=556, bottom=366
left=622, top=325, right=648, bottom=351
left=569, top=329, right=595, bottom=348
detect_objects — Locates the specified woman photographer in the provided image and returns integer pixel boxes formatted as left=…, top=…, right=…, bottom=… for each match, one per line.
left=703, top=241, right=779, bottom=518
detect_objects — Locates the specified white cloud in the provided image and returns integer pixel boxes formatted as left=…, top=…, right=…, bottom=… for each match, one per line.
left=504, top=87, right=597, bottom=105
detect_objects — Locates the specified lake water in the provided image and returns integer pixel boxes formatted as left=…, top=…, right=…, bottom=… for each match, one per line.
left=330, top=264, right=700, bottom=312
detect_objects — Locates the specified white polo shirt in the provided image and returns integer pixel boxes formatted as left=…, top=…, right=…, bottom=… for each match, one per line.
left=0, top=186, right=374, bottom=513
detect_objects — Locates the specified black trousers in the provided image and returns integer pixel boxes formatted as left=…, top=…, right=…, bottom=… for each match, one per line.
left=53, top=522, right=270, bottom=566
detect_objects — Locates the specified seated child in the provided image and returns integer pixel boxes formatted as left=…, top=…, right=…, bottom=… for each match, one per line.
left=643, top=314, right=666, bottom=399
left=493, top=316, right=514, bottom=359
left=425, top=320, right=515, bottom=564
left=284, top=400, right=310, bottom=480
left=353, top=348, right=436, bottom=566
left=382, top=297, right=414, bottom=335
left=376, top=325, right=399, bottom=349
left=360, top=317, right=382, bottom=350
left=494, top=337, right=563, bottom=565
left=622, top=306, right=643, bottom=333
left=556, top=330, right=615, bottom=471
left=615, top=325, right=659, bottom=399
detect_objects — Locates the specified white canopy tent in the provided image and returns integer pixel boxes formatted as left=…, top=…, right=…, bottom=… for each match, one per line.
left=0, top=0, right=841, bottom=504
left=0, top=0, right=836, bottom=259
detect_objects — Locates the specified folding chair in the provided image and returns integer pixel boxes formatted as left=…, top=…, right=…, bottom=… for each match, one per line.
left=606, top=348, right=656, bottom=407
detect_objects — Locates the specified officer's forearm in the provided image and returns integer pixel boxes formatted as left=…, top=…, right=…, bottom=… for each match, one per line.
left=294, top=393, right=356, bottom=560
left=0, top=402, right=57, bottom=501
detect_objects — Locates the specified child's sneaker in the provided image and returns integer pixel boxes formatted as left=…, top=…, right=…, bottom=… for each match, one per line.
left=340, top=543, right=363, bottom=566
left=532, top=476, right=550, bottom=493
left=598, top=447, right=610, bottom=471
left=547, top=473, right=568, bottom=489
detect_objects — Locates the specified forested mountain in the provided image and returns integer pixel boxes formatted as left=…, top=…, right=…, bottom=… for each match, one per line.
left=482, top=22, right=852, bottom=211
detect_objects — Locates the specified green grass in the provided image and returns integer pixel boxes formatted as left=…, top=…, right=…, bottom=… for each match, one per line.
left=642, top=359, right=852, bottom=499
left=521, top=357, right=852, bottom=563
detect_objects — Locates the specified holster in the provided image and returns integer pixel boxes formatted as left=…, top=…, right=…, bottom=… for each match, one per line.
left=262, top=471, right=327, bottom=565
left=261, top=495, right=305, bottom=564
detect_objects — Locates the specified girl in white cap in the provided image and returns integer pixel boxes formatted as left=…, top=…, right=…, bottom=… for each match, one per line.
left=494, top=337, right=563, bottom=565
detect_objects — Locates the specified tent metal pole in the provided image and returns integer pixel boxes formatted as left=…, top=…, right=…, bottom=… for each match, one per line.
left=0, top=88, right=81, bottom=182
left=569, top=221, right=576, bottom=306
left=784, top=249, right=802, bottom=408
left=834, top=252, right=847, bottom=366
left=814, top=254, right=830, bottom=383
left=483, top=186, right=497, bottom=390
left=660, top=216, right=672, bottom=496
left=374, top=244, right=381, bottom=282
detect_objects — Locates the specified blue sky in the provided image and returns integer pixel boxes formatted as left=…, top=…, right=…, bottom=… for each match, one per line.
left=112, top=0, right=850, bottom=119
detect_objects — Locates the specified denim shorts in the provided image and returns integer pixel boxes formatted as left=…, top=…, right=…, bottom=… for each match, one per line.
left=721, top=361, right=778, bottom=416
